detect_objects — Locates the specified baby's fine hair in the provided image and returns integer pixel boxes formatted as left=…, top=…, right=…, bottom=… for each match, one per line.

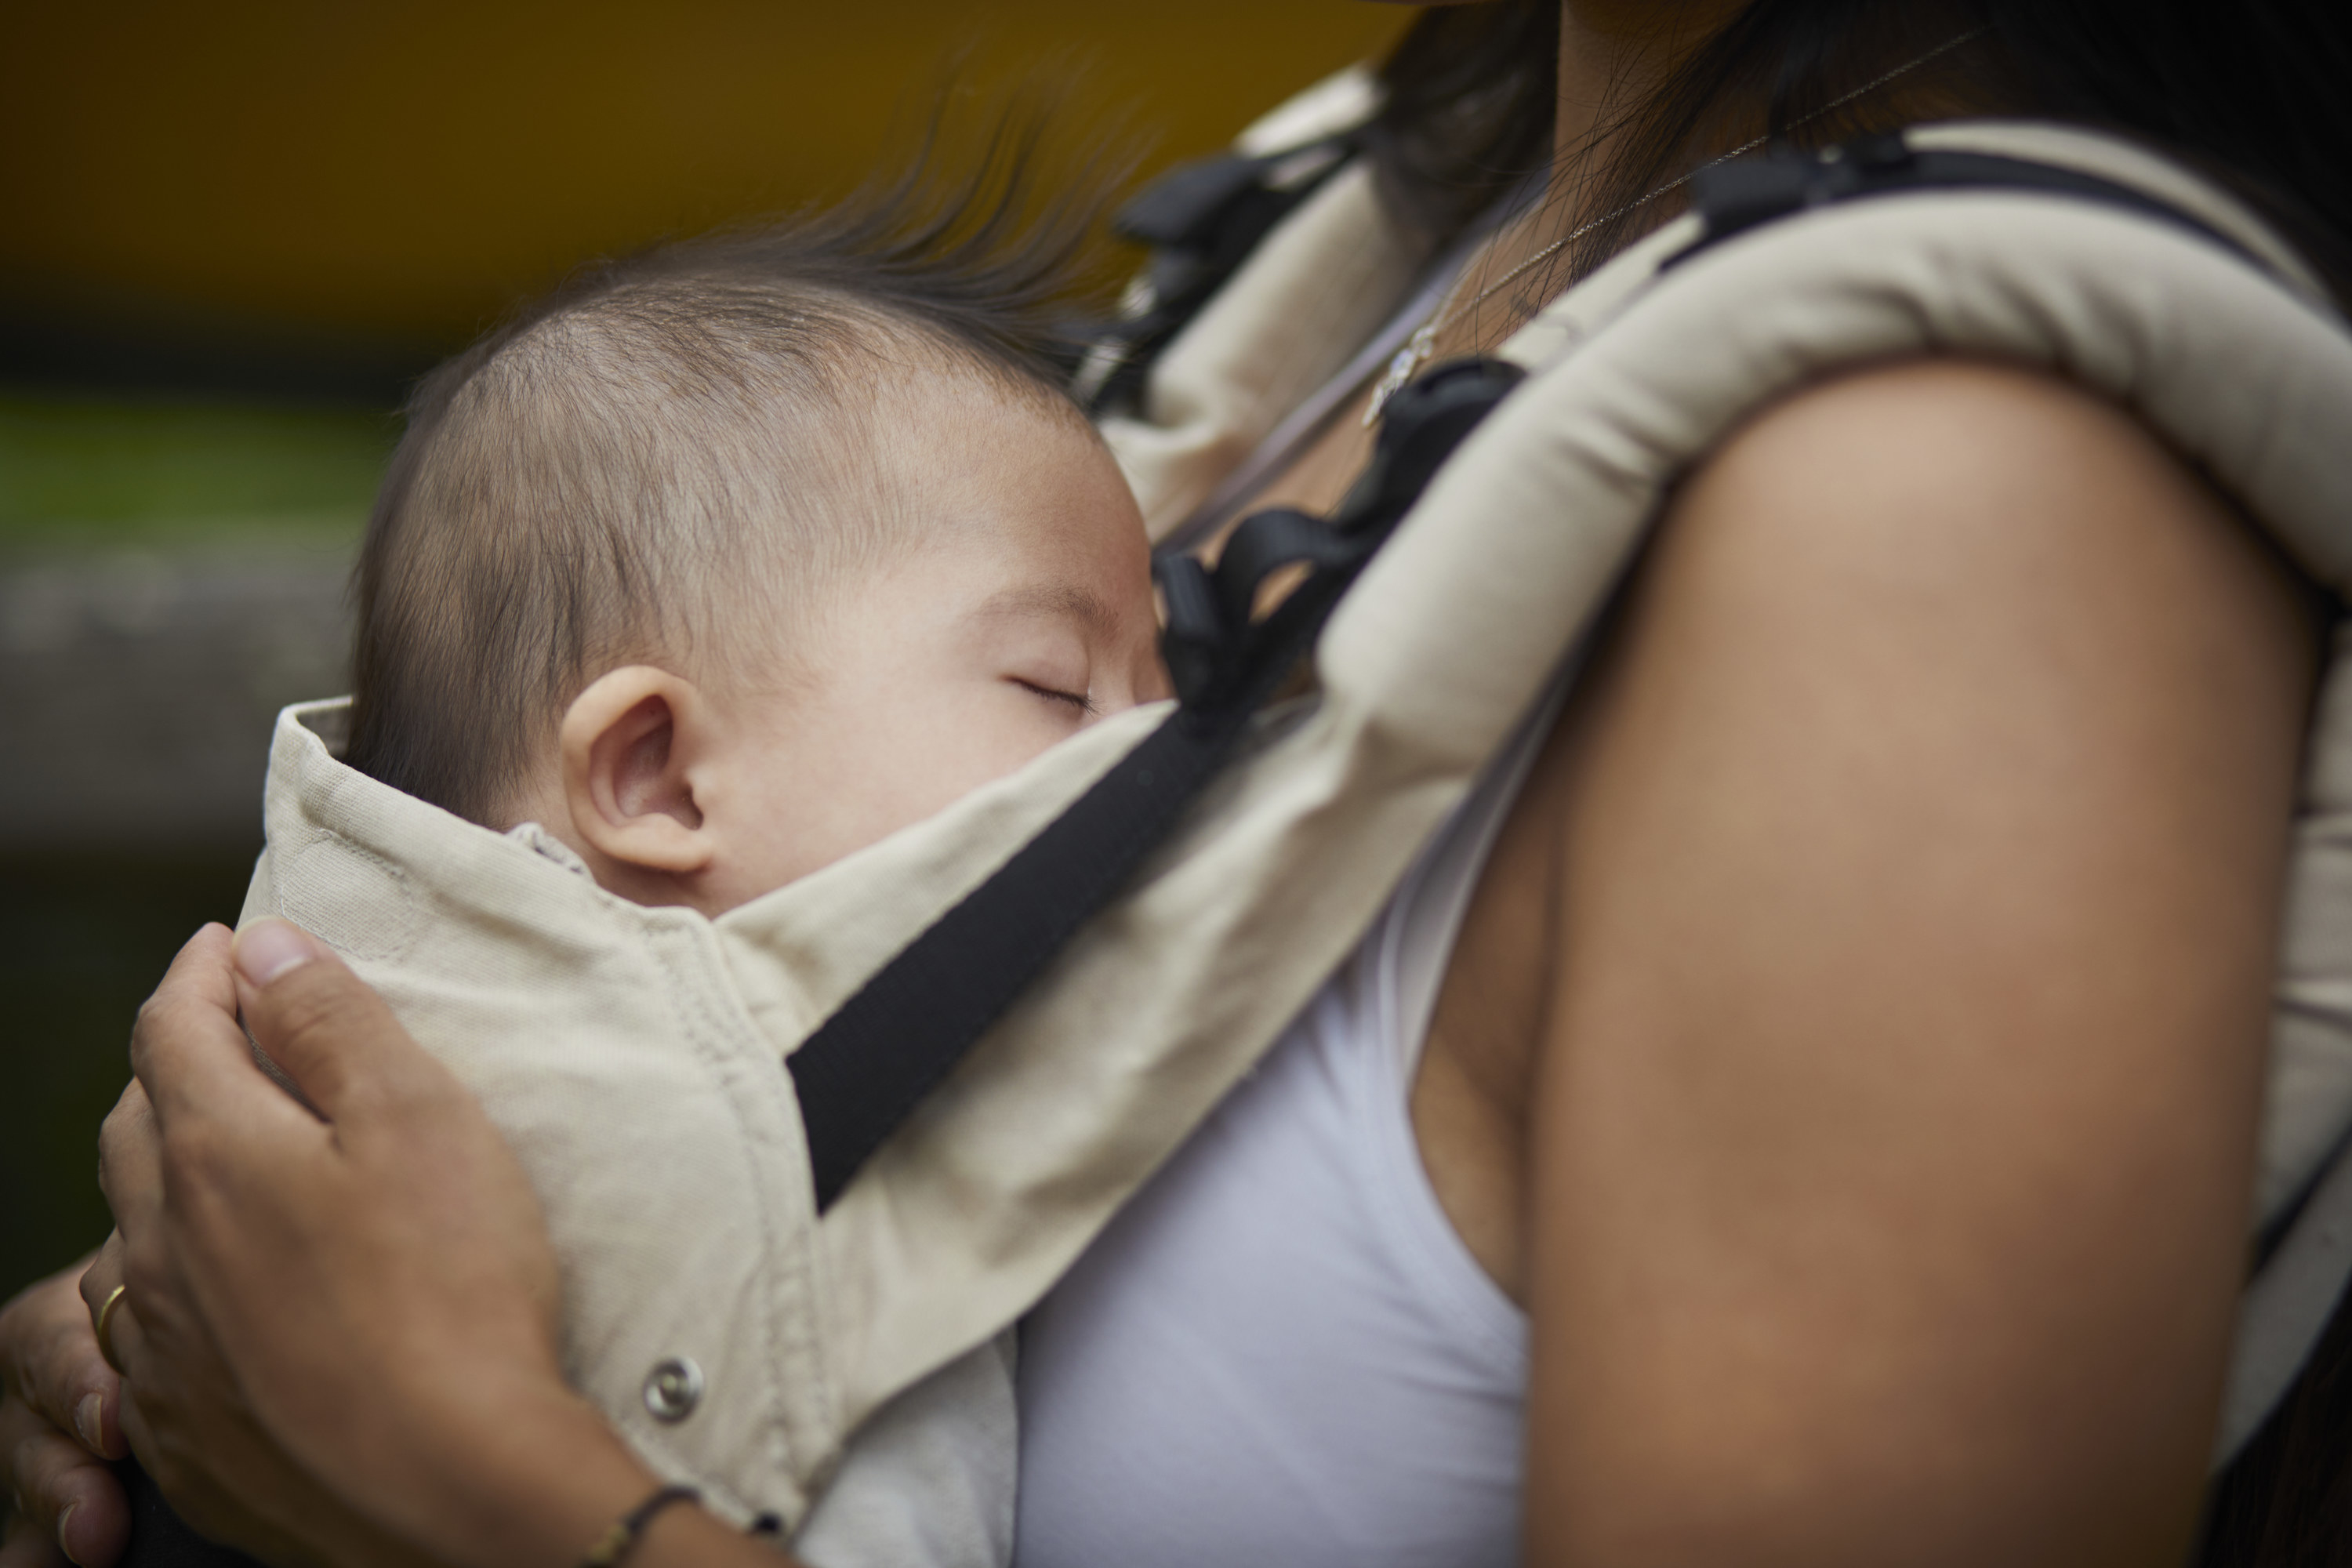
left=344, top=132, right=1111, bottom=826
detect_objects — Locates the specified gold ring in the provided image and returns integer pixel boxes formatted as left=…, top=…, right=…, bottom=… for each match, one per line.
left=93, top=1284, right=130, bottom=1376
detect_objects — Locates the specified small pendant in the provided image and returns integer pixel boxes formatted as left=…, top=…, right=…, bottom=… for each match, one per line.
left=1363, top=325, right=1438, bottom=427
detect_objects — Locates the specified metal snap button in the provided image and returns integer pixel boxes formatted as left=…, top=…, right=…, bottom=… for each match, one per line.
left=644, top=1356, right=704, bottom=1422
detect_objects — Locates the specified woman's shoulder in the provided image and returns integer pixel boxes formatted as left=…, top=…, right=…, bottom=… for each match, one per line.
left=1634, top=353, right=2318, bottom=717
left=1461, top=125, right=2352, bottom=592
left=1689, top=356, right=2241, bottom=567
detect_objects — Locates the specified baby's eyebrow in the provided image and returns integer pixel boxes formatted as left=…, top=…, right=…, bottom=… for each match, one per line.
left=971, top=583, right=1119, bottom=638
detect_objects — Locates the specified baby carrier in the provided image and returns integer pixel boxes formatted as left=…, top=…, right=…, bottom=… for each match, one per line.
left=131, top=70, right=2352, bottom=1566
left=797, top=87, right=2352, bottom=1484
left=786, top=89, right=2352, bottom=1548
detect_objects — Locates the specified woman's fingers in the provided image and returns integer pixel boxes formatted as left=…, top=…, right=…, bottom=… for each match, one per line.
left=120, top=928, right=327, bottom=1315
left=0, top=1261, right=130, bottom=1567
left=94, top=1073, right=237, bottom=1451
left=93, top=1089, right=165, bottom=1314
left=1, top=1264, right=122, bottom=1464
left=94, top=1084, right=159, bottom=1250
left=111, top=1384, right=247, bottom=1558
left=114, top=912, right=582, bottom=1565
left=0, top=1510, right=69, bottom=1568
left=73, top=1248, right=142, bottom=1406
left=128, top=926, right=315, bottom=1143
left=227, top=920, right=457, bottom=1127
left=102, top=1276, right=319, bottom=1563
left=111, top=1311, right=430, bottom=1568
left=74, top=1240, right=129, bottom=1420
left=1, top=1406, right=129, bottom=1567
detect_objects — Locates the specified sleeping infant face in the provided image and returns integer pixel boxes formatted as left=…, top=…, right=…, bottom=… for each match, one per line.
left=524, top=377, right=1171, bottom=917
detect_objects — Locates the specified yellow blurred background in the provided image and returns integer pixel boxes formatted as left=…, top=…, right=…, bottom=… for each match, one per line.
left=0, top=2, right=1406, bottom=1297
left=2, top=2, right=1404, bottom=368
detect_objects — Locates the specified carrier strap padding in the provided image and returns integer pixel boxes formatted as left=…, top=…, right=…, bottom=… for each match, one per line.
left=789, top=358, right=1526, bottom=1211
left=1672, top=134, right=2270, bottom=278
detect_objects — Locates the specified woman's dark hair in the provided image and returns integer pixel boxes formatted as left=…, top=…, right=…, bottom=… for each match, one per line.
left=1369, top=4, right=2352, bottom=1563
left=1367, top=0, right=2352, bottom=303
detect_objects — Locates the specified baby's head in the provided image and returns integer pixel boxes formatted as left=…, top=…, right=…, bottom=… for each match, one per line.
left=346, top=198, right=1167, bottom=916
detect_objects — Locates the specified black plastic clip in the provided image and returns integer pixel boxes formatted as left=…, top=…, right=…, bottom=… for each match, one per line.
left=1153, top=355, right=1526, bottom=715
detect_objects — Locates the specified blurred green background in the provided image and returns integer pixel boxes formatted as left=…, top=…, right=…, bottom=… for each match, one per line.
left=0, top=1, right=1406, bottom=1299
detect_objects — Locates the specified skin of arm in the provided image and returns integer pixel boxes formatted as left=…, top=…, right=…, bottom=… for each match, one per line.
left=1476, top=357, right=2317, bottom=1565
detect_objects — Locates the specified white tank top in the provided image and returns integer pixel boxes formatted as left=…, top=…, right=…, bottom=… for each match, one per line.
left=1011, top=695, right=1562, bottom=1566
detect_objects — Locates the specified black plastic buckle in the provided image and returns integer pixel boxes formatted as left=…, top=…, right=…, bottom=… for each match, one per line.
left=1153, top=355, right=1526, bottom=713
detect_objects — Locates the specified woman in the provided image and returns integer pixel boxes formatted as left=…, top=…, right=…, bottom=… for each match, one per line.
left=9, top=1, right=2351, bottom=1563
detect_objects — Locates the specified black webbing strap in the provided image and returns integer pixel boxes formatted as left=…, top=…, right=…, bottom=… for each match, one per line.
left=789, top=357, right=1526, bottom=1210
left=1669, top=135, right=2270, bottom=277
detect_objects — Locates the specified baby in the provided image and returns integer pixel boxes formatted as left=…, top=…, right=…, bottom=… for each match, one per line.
left=234, top=191, right=1167, bottom=1566
left=349, top=214, right=1166, bottom=926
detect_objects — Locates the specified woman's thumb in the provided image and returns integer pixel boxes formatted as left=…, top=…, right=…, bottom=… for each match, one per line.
left=232, top=919, right=321, bottom=989
left=230, top=919, right=420, bottom=1119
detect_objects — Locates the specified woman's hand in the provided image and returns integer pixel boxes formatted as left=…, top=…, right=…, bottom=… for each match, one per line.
left=98, top=921, right=666, bottom=1568
left=74, top=1228, right=434, bottom=1568
left=1, top=1257, right=128, bottom=1568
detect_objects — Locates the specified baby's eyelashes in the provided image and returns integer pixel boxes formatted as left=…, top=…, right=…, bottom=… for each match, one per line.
left=1011, top=677, right=1096, bottom=717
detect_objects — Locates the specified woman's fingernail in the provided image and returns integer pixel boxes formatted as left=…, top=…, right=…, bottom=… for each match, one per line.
left=234, top=919, right=317, bottom=985
left=74, top=1391, right=104, bottom=1450
left=59, top=1502, right=87, bottom=1564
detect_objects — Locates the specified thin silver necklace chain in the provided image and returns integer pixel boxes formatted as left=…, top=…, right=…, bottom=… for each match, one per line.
left=1363, top=27, right=1986, bottom=425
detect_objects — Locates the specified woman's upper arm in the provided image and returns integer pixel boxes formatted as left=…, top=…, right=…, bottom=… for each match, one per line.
left=1520, top=358, right=2320, bottom=1566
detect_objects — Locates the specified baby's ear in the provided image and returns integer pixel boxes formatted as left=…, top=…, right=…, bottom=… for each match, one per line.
left=558, top=666, right=715, bottom=876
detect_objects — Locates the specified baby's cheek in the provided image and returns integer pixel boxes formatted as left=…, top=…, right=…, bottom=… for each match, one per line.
left=886, top=685, right=1062, bottom=818
left=978, top=688, right=1086, bottom=768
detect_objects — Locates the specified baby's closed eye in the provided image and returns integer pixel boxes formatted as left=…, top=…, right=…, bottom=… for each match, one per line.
left=1008, top=677, right=1095, bottom=716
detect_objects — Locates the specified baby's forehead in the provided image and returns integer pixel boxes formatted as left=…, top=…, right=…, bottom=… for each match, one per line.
left=517, top=313, right=1128, bottom=565
left=627, top=328, right=1091, bottom=495
left=839, top=362, right=1118, bottom=498
left=862, top=343, right=1101, bottom=440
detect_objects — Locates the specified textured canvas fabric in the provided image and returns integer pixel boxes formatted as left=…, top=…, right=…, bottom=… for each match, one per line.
left=245, top=704, right=1018, bottom=1560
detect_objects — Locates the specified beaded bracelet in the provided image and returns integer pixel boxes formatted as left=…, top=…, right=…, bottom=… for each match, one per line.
left=581, top=1483, right=702, bottom=1567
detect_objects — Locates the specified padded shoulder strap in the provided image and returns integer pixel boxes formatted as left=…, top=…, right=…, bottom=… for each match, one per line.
left=793, top=132, right=2314, bottom=1218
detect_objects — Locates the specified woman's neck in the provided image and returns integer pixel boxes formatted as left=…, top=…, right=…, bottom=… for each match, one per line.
left=1551, top=1, right=1744, bottom=199
left=1541, top=2, right=1996, bottom=258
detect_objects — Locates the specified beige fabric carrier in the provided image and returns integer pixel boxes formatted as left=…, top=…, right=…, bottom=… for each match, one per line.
left=246, top=86, right=2352, bottom=1550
